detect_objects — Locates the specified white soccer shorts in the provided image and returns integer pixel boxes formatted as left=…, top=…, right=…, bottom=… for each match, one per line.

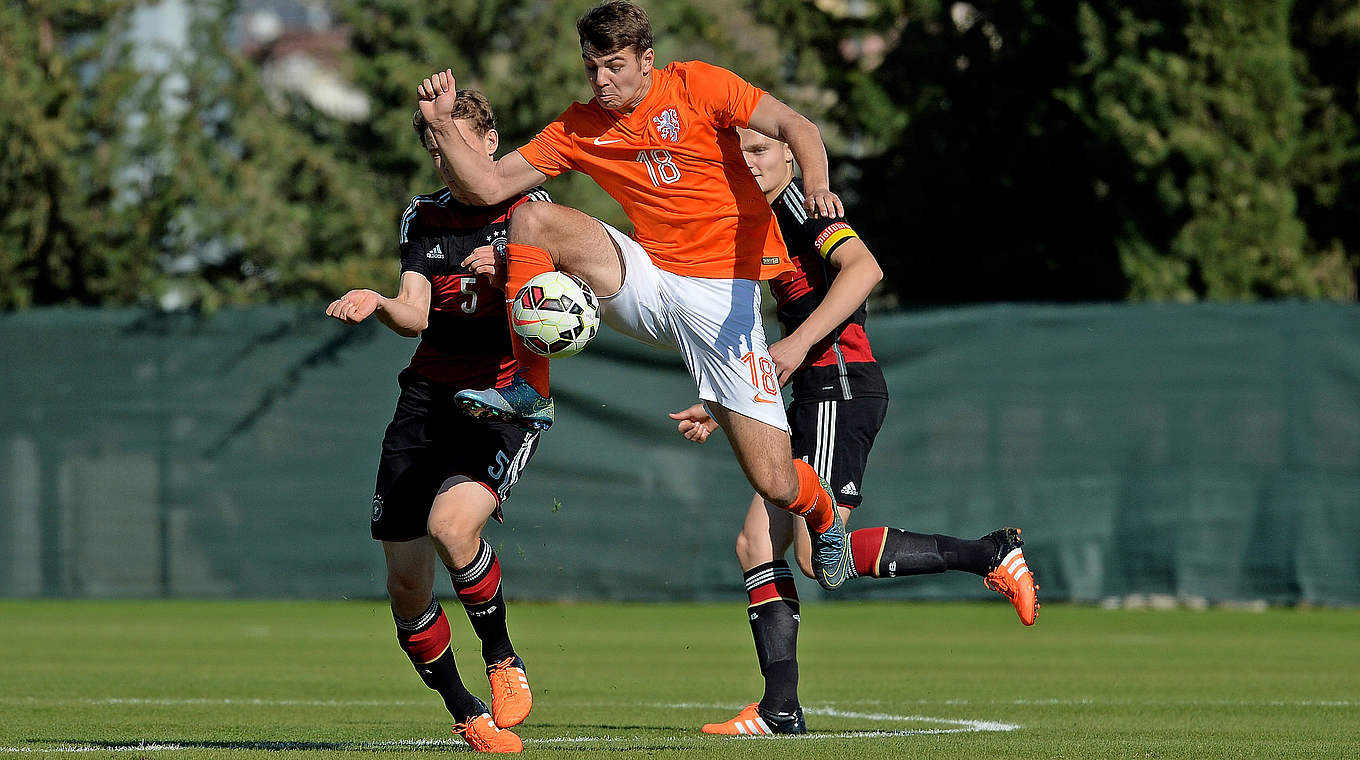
left=596, top=220, right=789, bottom=432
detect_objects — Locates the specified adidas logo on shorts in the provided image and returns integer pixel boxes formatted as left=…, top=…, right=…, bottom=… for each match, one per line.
left=840, top=481, right=859, bottom=496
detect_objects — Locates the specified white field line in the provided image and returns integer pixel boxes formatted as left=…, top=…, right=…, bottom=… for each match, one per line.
left=1, top=697, right=1352, bottom=708
left=0, top=700, right=1018, bottom=753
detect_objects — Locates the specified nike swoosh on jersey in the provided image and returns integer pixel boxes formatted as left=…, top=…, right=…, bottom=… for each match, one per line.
left=753, top=395, right=778, bottom=404
left=593, top=136, right=623, bottom=145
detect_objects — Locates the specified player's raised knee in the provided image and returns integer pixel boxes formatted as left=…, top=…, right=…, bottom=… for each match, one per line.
left=506, top=198, right=558, bottom=245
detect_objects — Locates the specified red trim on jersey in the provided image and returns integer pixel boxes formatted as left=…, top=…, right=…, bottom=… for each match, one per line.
left=807, top=323, right=877, bottom=367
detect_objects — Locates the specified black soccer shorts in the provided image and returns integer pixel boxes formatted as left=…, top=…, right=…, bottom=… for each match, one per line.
left=788, top=396, right=888, bottom=510
left=370, top=369, right=539, bottom=542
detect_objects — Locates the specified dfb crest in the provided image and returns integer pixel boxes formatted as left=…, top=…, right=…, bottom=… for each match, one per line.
left=653, top=108, right=681, bottom=141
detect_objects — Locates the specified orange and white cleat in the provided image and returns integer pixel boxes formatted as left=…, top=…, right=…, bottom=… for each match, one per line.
left=452, top=711, right=523, bottom=753
left=983, top=527, right=1039, bottom=626
left=486, top=655, right=532, bottom=727
left=701, top=702, right=806, bottom=735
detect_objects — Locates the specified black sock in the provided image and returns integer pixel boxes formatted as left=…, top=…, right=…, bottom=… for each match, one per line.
left=851, top=528, right=996, bottom=578
left=744, top=561, right=800, bottom=715
left=394, top=597, right=483, bottom=721
left=450, top=539, right=515, bottom=665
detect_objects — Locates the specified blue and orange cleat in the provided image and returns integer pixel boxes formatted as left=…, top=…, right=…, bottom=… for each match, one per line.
left=809, top=478, right=851, bottom=591
left=455, top=378, right=554, bottom=431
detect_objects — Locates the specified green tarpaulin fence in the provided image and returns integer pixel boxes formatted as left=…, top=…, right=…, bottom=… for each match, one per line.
left=1, top=303, right=1356, bottom=604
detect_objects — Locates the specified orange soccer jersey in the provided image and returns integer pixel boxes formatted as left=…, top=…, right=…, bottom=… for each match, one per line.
left=516, top=60, right=792, bottom=281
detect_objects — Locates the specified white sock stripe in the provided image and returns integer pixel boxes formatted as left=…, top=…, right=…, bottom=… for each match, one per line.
left=744, top=563, right=794, bottom=590
left=394, top=597, right=441, bottom=631
left=450, top=541, right=494, bottom=583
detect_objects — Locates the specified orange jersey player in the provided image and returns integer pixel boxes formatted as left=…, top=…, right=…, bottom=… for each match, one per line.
left=515, top=59, right=790, bottom=281
left=418, top=1, right=856, bottom=599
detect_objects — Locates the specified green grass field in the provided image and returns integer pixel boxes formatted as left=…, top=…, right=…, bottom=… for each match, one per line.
left=1, top=600, right=1356, bottom=758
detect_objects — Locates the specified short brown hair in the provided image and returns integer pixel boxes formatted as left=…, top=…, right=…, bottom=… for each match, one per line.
left=577, top=1, right=653, bottom=59
left=411, top=89, right=496, bottom=150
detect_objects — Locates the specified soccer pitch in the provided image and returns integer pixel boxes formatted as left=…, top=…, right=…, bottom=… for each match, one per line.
left=1, top=600, right=1355, bottom=759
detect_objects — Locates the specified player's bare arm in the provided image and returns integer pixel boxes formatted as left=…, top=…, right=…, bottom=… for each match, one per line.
left=325, top=271, right=432, bottom=337
left=417, top=70, right=547, bottom=205
left=669, top=403, right=719, bottom=444
left=768, top=237, right=883, bottom=384
left=747, top=95, right=843, bottom=219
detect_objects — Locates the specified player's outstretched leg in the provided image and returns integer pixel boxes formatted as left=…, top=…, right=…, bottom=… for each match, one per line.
left=451, top=695, right=524, bottom=753
left=981, top=527, right=1039, bottom=625
left=789, top=459, right=851, bottom=591
left=450, top=539, right=533, bottom=727
left=845, top=525, right=1039, bottom=625
left=454, top=376, right=555, bottom=431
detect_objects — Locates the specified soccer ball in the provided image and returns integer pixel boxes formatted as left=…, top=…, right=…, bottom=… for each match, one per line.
left=511, top=271, right=600, bottom=358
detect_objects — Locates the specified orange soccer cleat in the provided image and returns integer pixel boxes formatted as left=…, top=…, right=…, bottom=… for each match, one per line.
left=701, top=702, right=806, bottom=735
left=983, top=527, right=1040, bottom=626
left=452, top=711, right=523, bottom=754
left=486, top=656, right=532, bottom=727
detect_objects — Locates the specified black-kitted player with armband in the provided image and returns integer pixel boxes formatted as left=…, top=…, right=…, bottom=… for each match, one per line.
left=325, top=90, right=547, bottom=754
left=671, top=127, right=1039, bottom=736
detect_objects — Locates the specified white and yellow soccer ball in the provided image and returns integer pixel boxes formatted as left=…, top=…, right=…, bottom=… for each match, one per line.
left=510, top=271, right=600, bottom=358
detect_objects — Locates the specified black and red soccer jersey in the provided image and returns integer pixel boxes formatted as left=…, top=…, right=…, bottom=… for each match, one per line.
left=398, top=186, right=551, bottom=390
left=767, top=179, right=888, bottom=402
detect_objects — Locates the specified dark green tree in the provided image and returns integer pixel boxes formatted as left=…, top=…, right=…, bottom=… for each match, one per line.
left=1289, top=0, right=1360, bottom=296
left=151, top=0, right=393, bottom=310
left=758, top=0, right=1357, bottom=302
left=0, top=1, right=171, bottom=308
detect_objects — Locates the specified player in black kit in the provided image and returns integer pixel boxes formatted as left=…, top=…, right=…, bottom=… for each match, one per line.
left=325, top=90, right=542, bottom=754
left=671, top=127, right=1039, bottom=736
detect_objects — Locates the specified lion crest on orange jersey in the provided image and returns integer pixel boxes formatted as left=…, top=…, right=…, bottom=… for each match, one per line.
left=653, top=108, right=681, bottom=141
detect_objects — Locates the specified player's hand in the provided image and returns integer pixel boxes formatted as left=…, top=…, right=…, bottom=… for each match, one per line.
left=417, top=69, right=459, bottom=127
left=668, top=403, right=718, bottom=444
left=802, top=188, right=844, bottom=219
left=462, top=244, right=508, bottom=291
left=768, top=336, right=810, bottom=386
left=326, top=289, right=381, bottom=325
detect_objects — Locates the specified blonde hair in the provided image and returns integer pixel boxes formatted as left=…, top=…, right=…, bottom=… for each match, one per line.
left=411, top=89, right=496, bottom=150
